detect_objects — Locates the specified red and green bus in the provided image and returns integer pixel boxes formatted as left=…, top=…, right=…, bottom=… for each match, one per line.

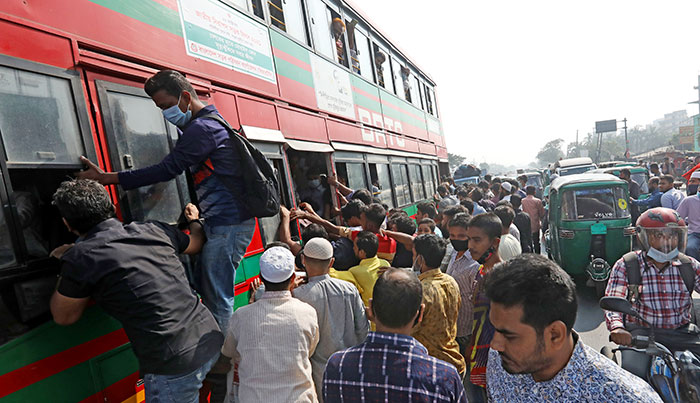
left=0, top=0, right=448, bottom=401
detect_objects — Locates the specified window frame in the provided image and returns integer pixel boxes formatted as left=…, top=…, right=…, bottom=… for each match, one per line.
left=94, top=80, right=189, bottom=224
left=0, top=54, right=98, bottom=169
left=266, top=0, right=311, bottom=46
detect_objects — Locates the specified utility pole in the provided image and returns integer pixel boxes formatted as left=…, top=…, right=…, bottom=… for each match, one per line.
left=623, top=118, right=629, bottom=159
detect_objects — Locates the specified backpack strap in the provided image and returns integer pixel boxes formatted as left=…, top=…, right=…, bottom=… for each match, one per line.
left=623, top=251, right=642, bottom=304
left=677, top=253, right=697, bottom=323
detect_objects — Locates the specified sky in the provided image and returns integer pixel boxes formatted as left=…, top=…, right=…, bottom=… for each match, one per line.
left=351, top=0, right=700, bottom=167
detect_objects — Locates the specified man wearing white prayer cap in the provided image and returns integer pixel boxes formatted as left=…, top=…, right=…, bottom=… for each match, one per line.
left=293, top=238, right=369, bottom=401
left=221, top=246, right=320, bottom=402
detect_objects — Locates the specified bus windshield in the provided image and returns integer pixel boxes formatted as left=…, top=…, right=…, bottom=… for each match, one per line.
left=526, top=175, right=542, bottom=187
left=562, top=187, right=630, bottom=220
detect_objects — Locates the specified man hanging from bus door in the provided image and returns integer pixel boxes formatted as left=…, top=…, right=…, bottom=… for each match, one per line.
left=76, top=70, right=255, bottom=334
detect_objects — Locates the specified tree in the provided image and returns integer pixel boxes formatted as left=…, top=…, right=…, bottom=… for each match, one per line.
left=479, top=162, right=490, bottom=174
left=448, top=153, right=466, bottom=172
left=536, top=139, right=565, bottom=166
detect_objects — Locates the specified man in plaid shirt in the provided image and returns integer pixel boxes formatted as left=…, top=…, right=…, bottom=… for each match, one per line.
left=604, top=207, right=700, bottom=378
left=322, top=268, right=466, bottom=402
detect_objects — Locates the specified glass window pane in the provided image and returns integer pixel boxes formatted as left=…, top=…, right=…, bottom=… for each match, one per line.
left=429, top=88, right=438, bottom=117
left=422, top=165, right=434, bottom=196
left=268, top=0, right=308, bottom=44
left=346, top=162, right=366, bottom=191
left=568, top=188, right=618, bottom=220
left=392, top=164, right=411, bottom=206
left=615, top=187, right=631, bottom=218
left=391, top=57, right=404, bottom=99
left=308, top=0, right=334, bottom=59
left=374, top=163, right=393, bottom=207
left=373, top=43, right=391, bottom=91
left=104, top=91, right=184, bottom=223
left=409, top=73, right=420, bottom=108
left=0, top=206, right=17, bottom=268
left=424, top=83, right=434, bottom=115
left=352, top=29, right=373, bottom=81
left=0, top=67, right=85, bottom=164
left=409, top=165, right=425, bottom=201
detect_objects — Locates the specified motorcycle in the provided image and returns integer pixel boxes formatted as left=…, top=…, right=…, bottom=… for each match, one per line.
left=599, top=296, right=700, bottom=402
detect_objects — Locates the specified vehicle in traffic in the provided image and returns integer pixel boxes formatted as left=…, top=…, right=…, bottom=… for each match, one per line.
left=545, top=173, right=634, bottom=296
left=591, top=166, right=651, bottom=195
left=554, top=157, right=598, bottom=176
left=522, top=171, right=545, bottom=199
left=600, top=296, right=700, bottom=403
left=453, top=164, right=481, bottom=186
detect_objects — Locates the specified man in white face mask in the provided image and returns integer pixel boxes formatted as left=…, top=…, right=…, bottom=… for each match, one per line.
left=603, top=207, right=700, bottom=378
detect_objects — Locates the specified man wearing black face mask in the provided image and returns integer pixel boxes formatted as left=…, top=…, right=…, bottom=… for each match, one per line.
left=445, top=213, right=479, bottom=362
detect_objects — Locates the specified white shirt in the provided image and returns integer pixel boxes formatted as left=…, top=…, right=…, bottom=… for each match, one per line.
left=222, top=291, right=319, bottom=403
left=499, top=234, right=522, bottom=261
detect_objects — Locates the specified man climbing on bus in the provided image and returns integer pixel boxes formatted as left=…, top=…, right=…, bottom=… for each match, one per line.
left=49, top=179, right=222, bottom=402
left=76, top=70, right=255, bottom=333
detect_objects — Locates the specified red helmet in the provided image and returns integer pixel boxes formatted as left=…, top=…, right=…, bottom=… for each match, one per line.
left=636, top=208, right=687, bottom=253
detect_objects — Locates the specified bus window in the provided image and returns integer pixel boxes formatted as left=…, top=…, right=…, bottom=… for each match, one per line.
left=423, top=83, right=434, bottom=115
left=391, top=164, right=411, bottom=206
left=409, top=71, right=420, bottom=108
left=421, top=165, right=433, bottom=196
left=336, top=162, right=367, bottom=193
left=346, top=19, right=372, bottom=80
left=391, top=57, right=405, bottom=100
left=409, top=164, right=426, bottom=201
left=0, top=66, right=85, bottom=165
left=287, top=148, right=333, bottom=218
left=372, top=43, right=392, bottom=92
left=307, top=0, right=335, bottom=60
left=268, top=0, right=309, bottom=45
left=369, top=163, right=393, bottom=208
left=96, top=82, right=187, bottom=224
left=428, top=87, right=438, bottom=117
left=0, top=200, right=17, bottom=269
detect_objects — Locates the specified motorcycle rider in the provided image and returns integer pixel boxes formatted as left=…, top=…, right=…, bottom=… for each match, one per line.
left=604, top=207, right=700, bottom=378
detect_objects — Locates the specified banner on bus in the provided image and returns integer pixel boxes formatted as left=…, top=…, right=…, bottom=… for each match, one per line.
left=177, top=0, right=276, bottom=84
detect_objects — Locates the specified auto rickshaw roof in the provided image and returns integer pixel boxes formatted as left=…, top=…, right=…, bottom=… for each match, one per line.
left=590, top=166, right=648, bottom=174
left=549, top=172, right=626, bottom=191
left=554, top=157, right=594, bottom=168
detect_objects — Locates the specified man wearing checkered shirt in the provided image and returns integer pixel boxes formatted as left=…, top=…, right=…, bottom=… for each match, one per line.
left=322, top=268, right=466, bottom=402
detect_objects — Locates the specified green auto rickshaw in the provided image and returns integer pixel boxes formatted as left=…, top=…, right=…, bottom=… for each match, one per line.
left=545, top=173, right=635, bottom=296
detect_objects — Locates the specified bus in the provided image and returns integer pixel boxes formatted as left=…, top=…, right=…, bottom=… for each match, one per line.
left=0, top=0, right=448, bottom=401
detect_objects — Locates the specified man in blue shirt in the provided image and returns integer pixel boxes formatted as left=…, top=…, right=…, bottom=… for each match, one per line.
left=323, top=268, right=466, bottom=402
left=632, top=177, right=662, bottom=210
left=659, top=174, right=685, bottom=210
left=77, top=70, right=255, bottom=332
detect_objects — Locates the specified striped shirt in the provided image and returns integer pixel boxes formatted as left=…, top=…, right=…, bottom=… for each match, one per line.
left=222, top=291, right=319, bottom=403
left=446, top=250, right=480, bottom=338
left=323, top=332, right=467, bottom=402
left=604, top=250, right=700, bottom=331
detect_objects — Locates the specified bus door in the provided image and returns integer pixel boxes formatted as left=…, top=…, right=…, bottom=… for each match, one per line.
left=284, top=140, right=336, bottom=220
left=92, top=79, right=190, bottom=224
left=0, top=55, right=98, bottom=335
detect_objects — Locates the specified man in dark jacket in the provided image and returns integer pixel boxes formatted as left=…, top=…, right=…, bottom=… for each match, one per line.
left=50, top=179, right=222, bottom=402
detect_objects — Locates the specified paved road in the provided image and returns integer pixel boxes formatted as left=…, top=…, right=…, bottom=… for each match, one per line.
left=573, top=279, right=615, bottom=354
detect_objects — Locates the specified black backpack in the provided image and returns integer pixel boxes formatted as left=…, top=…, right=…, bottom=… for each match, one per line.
left=199, top=113, right=280, bottom=218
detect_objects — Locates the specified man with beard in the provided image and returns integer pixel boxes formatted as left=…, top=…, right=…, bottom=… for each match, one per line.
left=485, top=255, right=661, bottom=402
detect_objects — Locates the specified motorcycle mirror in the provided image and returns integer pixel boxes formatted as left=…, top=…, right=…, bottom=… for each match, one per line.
left=599, top=296, right=641, bottom=318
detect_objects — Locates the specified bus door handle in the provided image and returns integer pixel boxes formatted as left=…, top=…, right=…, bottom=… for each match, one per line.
left=123, top=154, right=134, bottom=169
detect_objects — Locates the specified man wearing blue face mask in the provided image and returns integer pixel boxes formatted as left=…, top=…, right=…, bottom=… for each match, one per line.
left=677, top=171, right=700, bottom=261
left=76, top=70, right=255, bottom=333
left=604, top=207, right=700, bottom=379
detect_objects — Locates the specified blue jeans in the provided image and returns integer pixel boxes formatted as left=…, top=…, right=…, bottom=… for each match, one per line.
left=144, top=353, right=219, bottom=403
left=687, top=232, right=700, bottom=262
left=199, top=219, right=256, bottom=331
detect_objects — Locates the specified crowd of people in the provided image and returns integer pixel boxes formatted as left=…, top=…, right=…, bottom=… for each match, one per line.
left=47, top=70, right=688, bottom=402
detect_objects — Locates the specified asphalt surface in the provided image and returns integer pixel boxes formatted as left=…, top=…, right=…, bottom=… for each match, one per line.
left=573, top=278, right=615, bottom=355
